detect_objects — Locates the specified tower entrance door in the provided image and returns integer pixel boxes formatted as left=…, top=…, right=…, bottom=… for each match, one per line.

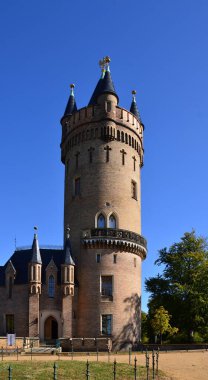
left=44, top=316, right=58, bottom=342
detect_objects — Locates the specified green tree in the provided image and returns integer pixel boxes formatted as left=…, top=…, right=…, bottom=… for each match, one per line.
left=145, top=231, right=208, bottom=342
left=151, top=306, right=178, bottom=344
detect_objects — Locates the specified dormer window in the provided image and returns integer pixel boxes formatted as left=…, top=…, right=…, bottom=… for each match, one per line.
left=48, top=275, right=55, bottom=298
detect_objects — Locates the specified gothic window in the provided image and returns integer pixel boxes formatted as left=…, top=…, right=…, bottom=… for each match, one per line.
left=74, top=177, right=81, bottom=196
left=125, top=133, right=128, bottom=144
left=109, top=214, right=116, bottom=229
left=131, top=180, right=137, bottom=200
left=48, top=275, right=55, bottom=298
left=121, top=131, right=124, bottom=142
left=101, top=314, right=112, bottom=335
left=129, top=135, right=131, bottom=146
left=117, top=130, right=120, bottom=141
left=101, top=276, right=113, bottom=297
left=6, top=314, right=14, bottom=334
left=97, top=214, right=105, bottom=228
left=132, top=137, right=134, bottom=147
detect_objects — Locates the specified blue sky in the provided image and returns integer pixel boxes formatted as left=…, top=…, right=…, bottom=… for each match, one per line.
left=0, top=1, right=208, bottom=311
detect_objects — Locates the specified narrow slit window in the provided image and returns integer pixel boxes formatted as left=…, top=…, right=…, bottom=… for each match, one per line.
left=74, top=177, right=81, bottom=196
left=131, top=180, right=137, bottom=200
left=48, top=275, right=55, bottom=298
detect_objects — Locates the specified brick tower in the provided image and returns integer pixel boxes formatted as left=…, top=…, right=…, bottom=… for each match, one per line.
left=60, top=57, right=147, bottom=349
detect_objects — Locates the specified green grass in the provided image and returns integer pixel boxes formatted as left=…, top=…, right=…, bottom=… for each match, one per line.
left=0, top=360, right=168, bottom=379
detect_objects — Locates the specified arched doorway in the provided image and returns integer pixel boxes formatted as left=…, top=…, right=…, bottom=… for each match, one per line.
left=44, top=316, right=58, bottom=342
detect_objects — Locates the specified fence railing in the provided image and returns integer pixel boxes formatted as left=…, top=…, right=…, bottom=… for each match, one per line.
left=0, top=349, right=160, bottom=379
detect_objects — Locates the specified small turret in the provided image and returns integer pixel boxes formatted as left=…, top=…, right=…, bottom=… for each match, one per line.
left=63, top=84, right=77, bottom=117
left=62, top=227, right=75, bottom=296
left=29, top=227, right=42, bottom=294
left=130, top=90, right=142, bottom=123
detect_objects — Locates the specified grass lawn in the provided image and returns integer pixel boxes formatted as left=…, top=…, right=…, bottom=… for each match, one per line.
left=0, top=360, right=168, bottom=379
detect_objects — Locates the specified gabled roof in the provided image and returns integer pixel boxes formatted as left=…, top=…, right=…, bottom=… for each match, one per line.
left=88, top=69, right=119, bottom=106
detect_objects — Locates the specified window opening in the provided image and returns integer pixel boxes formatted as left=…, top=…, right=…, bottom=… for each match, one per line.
left=6, top=315, right=14, bottom=334
left=48, top=275, right=55, bottom=298
left=131, top=180, right=137, bottom=200
left=97, top=214, right=105, bottom=228
left=101, top=276, right=113, bottom=297
left=74, top=177, right=81, bottom=196
left=113, top=255, right=117, bottom=264
left=109, top=215, right=116, bottom=229
left=101, top=314, right=112, bottom=335
left=96, top=254, right=101, bottom=263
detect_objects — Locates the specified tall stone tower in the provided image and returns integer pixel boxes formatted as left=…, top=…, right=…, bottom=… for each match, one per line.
left=60, top=57, right=147, bottom=349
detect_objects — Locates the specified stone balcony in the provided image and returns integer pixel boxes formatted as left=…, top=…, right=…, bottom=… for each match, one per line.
left=81, top=228, right=147, bottom=259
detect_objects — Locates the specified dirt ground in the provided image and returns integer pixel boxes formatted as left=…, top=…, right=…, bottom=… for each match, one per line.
left=2, top=350, right=208, bottom=380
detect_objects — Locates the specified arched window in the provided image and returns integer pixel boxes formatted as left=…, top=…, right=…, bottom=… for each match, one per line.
left=117, top=130, right=120, bottom=141
left=48, top=275, right=55, bottom=298
left=97, top=214, right=105, bottom=228
left=109, top=214, right=116, bottom=229
left=121, top=132, right=124, bottom=142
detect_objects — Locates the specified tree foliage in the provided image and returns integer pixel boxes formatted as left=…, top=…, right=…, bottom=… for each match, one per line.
left=145, top=231, right=208, bottom=342
left=151, top=306, right=178, bottom=343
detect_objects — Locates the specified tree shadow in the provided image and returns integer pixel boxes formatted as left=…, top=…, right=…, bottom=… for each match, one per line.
left=113, top=293, right=141, bottom=350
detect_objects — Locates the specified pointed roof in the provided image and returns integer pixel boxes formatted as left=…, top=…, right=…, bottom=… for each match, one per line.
left=130, top=90, right=142, bottom=123
left=88, top=57, right=119, bottom=105
left=63, top=84, right=77, bottom=117
left=63, top=228, right=75, bottom=265
left=31, top=229, right=42, bottom=264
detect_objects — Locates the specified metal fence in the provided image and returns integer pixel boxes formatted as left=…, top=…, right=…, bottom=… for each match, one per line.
left=0, top=349, right=160, bottom=379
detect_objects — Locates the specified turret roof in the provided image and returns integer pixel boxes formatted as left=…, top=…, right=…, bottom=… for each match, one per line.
left=88, top=67, right=118, bottom=105
left=31, top=233, right=42, bottom=264
left=63, top=84, right=77, bottom=117
left=130, top=91, right=142, bottom=123
left=64, top=229, right=75, bottom=265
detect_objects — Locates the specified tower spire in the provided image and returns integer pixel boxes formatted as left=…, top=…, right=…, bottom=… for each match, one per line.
left=63, top=84, right=77, bottom=117
left=130, top=90, right=142, bottom=123
left=31, top=226, right=42, bottom=264
left=64, top=227, right=75, bottom=265
left=88, top=56, right=119, bottom=105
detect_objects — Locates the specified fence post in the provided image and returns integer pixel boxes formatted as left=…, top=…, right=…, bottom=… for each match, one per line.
left=71, top=342, right=74, bottom=360
left=53, top=362, right=58, bottom=380
left=152, top=350, right=155, bottom=380
left=156, top=349, right=159, bottom=375
left=113, top=359, right=116, bottom=380
left=8, top=365, right=12, bottom=380
left=108, top=348, right=110, bottom=363
left=1, top=347, right=3, bottom=361
left=96, top=347, right=99, bottom=362
left=30, top=345, right=32, bottom=361
left=129, top=347, right=131, bottom=365
left=16, top=347, right=18, bottom=361
left=134, top=356, right=137, bottom=380
left=146, top=351, right=149, bottom=380
left=86, top=360, right=90, bottom=380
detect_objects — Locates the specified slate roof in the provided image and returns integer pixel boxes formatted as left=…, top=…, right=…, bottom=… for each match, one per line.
left=130, top=98, right=141, bottom=122
left=88, top=70, right=119, bottom=105
left=31, top=234, right=42, bottom=264
left=0, top=248, right=66, bottom=286
left=63, top=93, right=77, bottom=117
left=64, top=237, right=75, bottom=265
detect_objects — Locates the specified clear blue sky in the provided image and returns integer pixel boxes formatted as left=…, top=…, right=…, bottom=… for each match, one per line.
left=0, top=1, right=208, bottom=311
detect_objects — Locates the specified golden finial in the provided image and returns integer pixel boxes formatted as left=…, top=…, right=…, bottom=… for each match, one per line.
left=132, top=90, right=137, bottom=95
left=70, top=84, right=75, bottom=89
left=105, top=56, right=111, bottom=64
